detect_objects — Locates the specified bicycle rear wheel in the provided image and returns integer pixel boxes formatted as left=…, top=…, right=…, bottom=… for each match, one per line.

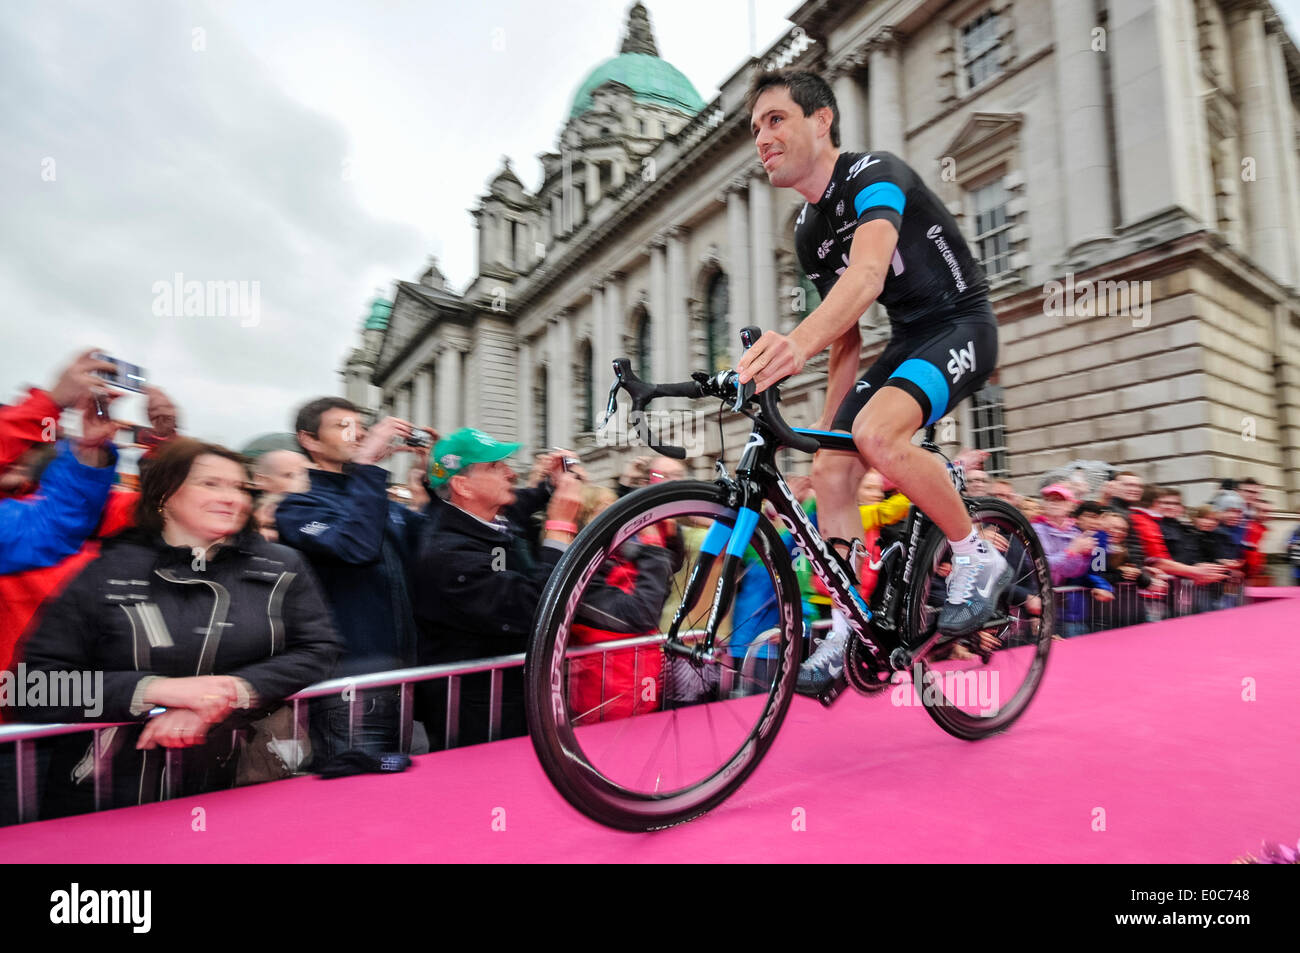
left=904, top=497, right=1054, bottom=740
left=524, top=480, right=802, bottom=831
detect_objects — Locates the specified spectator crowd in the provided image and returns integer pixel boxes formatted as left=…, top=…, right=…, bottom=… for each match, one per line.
left=0, top=349, right=1294, bottom=823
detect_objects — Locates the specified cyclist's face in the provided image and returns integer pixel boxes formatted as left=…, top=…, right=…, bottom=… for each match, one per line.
left=751, top=87, right=824, bottom=188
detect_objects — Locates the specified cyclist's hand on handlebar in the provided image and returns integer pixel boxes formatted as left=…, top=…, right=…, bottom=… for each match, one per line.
left=736, top=331, right=807, bottom=393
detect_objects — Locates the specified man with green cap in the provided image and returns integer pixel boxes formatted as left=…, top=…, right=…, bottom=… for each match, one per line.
left=413, top=428, right=584, bottom=745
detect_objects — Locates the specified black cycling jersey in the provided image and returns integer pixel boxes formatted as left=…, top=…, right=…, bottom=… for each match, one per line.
left=794, top=151, right=990, bottom=326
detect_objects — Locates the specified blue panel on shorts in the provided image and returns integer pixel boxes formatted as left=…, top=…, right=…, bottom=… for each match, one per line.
left=889, top=358, right=949, bottom=425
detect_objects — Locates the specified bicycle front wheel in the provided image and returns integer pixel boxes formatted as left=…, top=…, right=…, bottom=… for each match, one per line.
left=524, top=479, right=802, bottom=831
left=905, top=497, right=1055, bottom=740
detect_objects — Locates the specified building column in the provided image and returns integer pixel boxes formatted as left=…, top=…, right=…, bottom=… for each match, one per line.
left=412, top=366, right=434, bottom=430
left=666, top=226, right=690, bottom=380
left=436, top=345, right=461, bottom=435
left=517, top=338, right=535, bottom=457
left=395, top=382, right=411, bottom=423
left=1052, top=0, right=1114, bottom=252
left=589, top=284, right=607, bottom=432
left=1110, top=0, right=1214, bottom=231
left=547, top=311, right=573, bottom=449
left=831, top=53, right=868, bottom=151
left=603, top=272, right=625, bottom=372
left=1266, top=17, right=1300, bottom=285
left=649, top=238, right=668, bottom=381
left=586, top=161, right=602, bottom=207
left=725, top=179, right=751, bottom=347
left=867, top=28, right=904, bottom=154
left=749, top=176, right=777, bottom=332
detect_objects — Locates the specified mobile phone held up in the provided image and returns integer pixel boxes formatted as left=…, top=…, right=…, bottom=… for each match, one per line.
left=92, top=353, right=148, bottom=393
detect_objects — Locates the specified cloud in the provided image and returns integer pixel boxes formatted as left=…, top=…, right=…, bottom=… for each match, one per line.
left=0, top=0, right=423, bottom=447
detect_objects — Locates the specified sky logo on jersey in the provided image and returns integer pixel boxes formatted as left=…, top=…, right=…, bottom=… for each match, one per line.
left=946, top=341, right=976, bottom=383
left=926, top=225, right=968, bottom=292
left=847, top=155, right=880, bottom=178
left=856, top=380, right=871, bottom=393
left=797, top=204, right=807, bottom=226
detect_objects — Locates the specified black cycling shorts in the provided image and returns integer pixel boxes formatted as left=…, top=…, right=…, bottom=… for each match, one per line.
left=829, top=303, right=998, bottom=433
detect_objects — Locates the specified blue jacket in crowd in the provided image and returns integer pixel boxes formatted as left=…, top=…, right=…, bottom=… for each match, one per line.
left=276, top=463, right=425, bottom=677
left=0, top=440, right=117, bottom=575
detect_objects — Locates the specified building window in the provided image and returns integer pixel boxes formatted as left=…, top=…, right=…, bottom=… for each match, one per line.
left=969, top=383, right=1008, bottom=478
left=535, top=365, right=549, bottom=449
left=635, top=310, right=652, bottom=381
left=970, top=177, right=1012, bottom=279
left=705, top=272, right=729, bottom=373
left=578, top=340, right=594, bottom=431
left=960, top=10, right=1002, bottom=92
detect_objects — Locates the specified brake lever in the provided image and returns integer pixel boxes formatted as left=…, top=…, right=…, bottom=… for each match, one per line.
left=731, top=374, right=755, bottom=414
left=599, top=376, right=621, bottom=430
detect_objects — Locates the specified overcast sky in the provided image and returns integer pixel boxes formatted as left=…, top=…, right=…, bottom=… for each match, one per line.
left=3, top=0, right=1300, bottom=448
left=0, top=0, right=794, bottom=448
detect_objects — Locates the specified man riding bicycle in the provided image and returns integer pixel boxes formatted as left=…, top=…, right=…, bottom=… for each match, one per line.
left=735, top=70, right=1011, bottom=698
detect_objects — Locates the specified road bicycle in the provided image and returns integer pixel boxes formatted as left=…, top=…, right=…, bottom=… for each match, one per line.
left=524, top=326, right=1054, bottom=831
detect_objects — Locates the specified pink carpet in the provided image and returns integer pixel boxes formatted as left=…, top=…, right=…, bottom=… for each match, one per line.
left=4, top=593, right=1297, bottom=863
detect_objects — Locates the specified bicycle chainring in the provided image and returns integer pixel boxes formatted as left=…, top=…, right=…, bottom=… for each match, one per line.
left=845, top=631, right=893, bottom=695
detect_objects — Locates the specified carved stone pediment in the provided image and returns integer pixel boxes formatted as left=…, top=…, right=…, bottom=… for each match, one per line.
left=940, top=112, right=1023, bottom=164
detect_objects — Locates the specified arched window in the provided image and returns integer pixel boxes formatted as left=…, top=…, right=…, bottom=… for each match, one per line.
left=635, top=309, right=652, bottom=381
left=535, top=365, right=549, bottom=449
left=705, top=271, right=730, bottom=372
left=577, top=340, right=594, bottom=432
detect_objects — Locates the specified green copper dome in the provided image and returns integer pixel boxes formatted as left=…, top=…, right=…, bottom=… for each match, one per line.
left=569, top=52, right=705, bottom=119
left=364, top=297, right=392, bottom=331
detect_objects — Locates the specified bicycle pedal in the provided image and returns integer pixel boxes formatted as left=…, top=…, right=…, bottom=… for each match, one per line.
left=815, top=680, right=845, bottom=708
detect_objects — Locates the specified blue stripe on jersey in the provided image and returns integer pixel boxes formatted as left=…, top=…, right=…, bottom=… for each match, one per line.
left=890, top=359, right=949, bottom=425
left=854, top=182, right=906, bottom=218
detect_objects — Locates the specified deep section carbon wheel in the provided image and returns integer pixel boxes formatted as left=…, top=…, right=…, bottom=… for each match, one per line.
left=524, top=480, right=802, bottom=831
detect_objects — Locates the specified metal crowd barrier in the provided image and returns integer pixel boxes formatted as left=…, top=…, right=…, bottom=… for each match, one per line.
left=1050, top=576, right=1245, bottom=636
left=0, top=578, right=1247, bottom=825
left=0, top=625, right=808, bottom=825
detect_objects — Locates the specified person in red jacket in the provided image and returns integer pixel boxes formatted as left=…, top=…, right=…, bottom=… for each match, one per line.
left=1104, top=473, right=1227, bottom=586
left=566, top=486, right=673, bottom=725
left=1, top=350, right=116, bottom=470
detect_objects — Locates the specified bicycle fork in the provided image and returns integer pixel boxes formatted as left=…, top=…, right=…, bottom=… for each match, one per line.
left=663, top=506, right=759, bottom=663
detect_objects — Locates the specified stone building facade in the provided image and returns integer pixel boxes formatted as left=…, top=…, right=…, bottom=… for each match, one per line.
left=342, top=0, right=1300, bottom=531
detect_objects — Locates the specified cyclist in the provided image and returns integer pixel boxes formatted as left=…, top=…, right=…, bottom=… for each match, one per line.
left=736, top=70, right=1012, bottom=697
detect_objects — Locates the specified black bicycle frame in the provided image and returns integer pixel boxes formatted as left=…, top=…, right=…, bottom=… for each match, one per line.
left=661, top=412, right=939, bottom=668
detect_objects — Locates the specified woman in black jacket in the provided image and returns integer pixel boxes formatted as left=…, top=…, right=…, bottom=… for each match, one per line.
left=15, top=438, right=340, bottom=817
